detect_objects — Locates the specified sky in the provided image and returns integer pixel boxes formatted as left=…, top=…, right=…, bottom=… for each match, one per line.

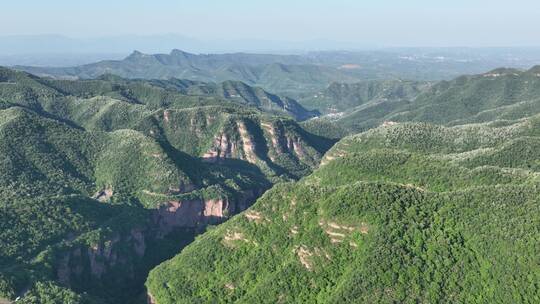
left=1, top=0, right=540, bottom=48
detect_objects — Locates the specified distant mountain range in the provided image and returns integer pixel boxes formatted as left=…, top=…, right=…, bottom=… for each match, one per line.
left=0, top=67, right=316, bottom=121
left=14, top=49, right=362, bottom=95
left=14, top=48, right=540, bottom=96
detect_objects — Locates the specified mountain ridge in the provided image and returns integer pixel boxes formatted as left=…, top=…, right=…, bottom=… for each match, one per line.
left=0, top=66, right=317, bottom=121
left=0, top=67, right=334, bottom=303
left=2, top=63, right=540, bottom=303
left=146, top=114, right=540, bottom=303
left=16, top=48, right=540, bottom=96
left=311, top=65, right=540, bottom=132
left=13, top=50, right=361, bottom=95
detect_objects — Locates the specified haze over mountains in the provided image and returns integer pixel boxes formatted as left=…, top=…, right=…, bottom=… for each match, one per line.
left=2, top=34, right=538, bottom=61
left=0, top=34, right=369, bottom=56
left=13, top=47, right=540, bottom=98
left=0, top=34, right=363, bottom=67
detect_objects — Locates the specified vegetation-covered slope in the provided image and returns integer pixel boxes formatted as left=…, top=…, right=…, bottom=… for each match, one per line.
left=0, top=106, right=268, bottom=303
left=299, top=80, right=430, bottom=114
left=147, top=78, right=320, bottom=120
left=146, top=116, right=540, bottom=303
left=329, top=66, right=540, bottom=132
left=0, top=67, right=333, bottom=303
left=3, top=62, right=540, bottom=304
left=0, top=66, right=316, bottom=121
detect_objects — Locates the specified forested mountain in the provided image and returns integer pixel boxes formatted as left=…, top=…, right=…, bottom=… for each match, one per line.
left=0, top=67, right=333, bottom=303
left=298, top=80, right=431, bottom=114
left=311, top=66, right=540, bottom=132
left=2, top=62, right=540, bottom=304
left=146, top=115, right=540, bottom=303
left=143, top=66, right=540, bottom=304
left=0, top=67, right=316, bottom=121
left=145, top=78, right=319, bottom=120
left=390, top=67, right=540, bottom=125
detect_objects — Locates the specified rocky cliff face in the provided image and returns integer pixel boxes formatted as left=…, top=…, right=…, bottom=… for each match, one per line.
left=154, top=190, right=259, bottom=234
left=200, top=117, right=326, bottom=178
left=202, top=133, right=238, bottom=161
left=201, top=120, right=261, bottom=164
left=55, top=232, right=138, bottom=289
left=51, top=189, right=262, bottom=299
left=0, top=68, right=334, bottom=303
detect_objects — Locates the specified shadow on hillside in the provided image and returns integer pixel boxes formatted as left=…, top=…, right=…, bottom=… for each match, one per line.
left=3, top=190, right=263, bottom=303
left=298, top=127, right=339, bottom=154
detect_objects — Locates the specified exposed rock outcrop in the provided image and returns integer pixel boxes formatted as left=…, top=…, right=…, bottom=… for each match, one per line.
left=153, top=190, right=260, bottom=233
left=202, top=133, right=238, bottom=162
left=53, top=189, right=263, bottom=288
left=236, top=121, right=257, bottom=163
left=153, top=199, right=227, bottom=233
left=202, top=121, right=258, bottom=163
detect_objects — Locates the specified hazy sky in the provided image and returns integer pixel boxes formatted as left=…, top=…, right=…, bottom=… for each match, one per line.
left=2, top=0, right=540, bottom=47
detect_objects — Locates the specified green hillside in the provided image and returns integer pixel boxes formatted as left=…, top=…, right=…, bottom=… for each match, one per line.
left=0, top=67, right=333, bottom=303
left=331, top=66, right=540, bottom=132
left=146, top=116, right=540, bottom=303
left=0, top=66, right=316, bottom=121
left=3, top=63, right=540, bottom=303
left=299, top=80, right=430, bottom=114
left=0, top=106, right=270, bottom=303
left=153, top=79, right=319, bottom=120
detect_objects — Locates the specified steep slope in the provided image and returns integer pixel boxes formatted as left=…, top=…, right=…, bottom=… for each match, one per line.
left=300, top=118, right=349, bottom=140
left=0, top=68, right=330, bottom=180
left=146, top=116, right=540, bottom=303
left=4, top=63, right=540, bottom=303
left=0, top=107, right=268, bottom=302
left=0, top=68, right=334, bottom=303
left=333, top=66, right=540, bottom=132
